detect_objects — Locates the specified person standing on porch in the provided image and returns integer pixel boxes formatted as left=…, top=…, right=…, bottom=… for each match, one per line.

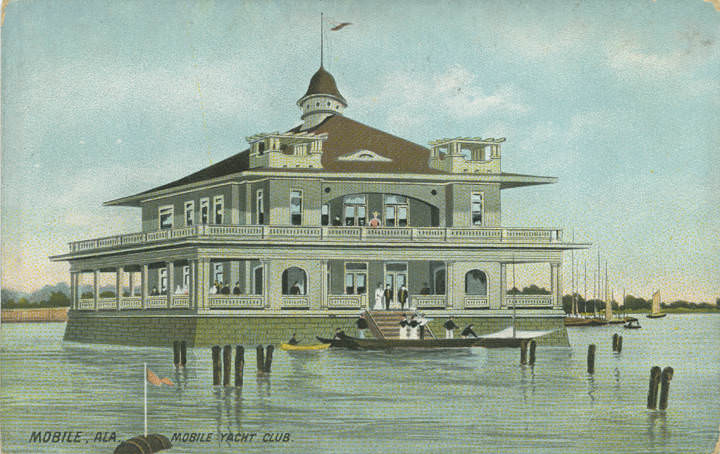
left=374, top=283, right=384, bottom=310
left=398, top=284, right=409, bottom=310
left=444, top=318, right=458, bottom=339
left=383, top=284, right=393, bottom=310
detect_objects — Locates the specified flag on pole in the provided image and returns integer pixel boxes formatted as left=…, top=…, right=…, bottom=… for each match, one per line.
left=330, top=22, right=352, bottom=31
left=146, top=367, right=174, bottom=386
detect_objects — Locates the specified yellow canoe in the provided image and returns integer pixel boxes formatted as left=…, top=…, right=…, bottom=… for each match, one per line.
left=280, top=343, right=330, bottom=351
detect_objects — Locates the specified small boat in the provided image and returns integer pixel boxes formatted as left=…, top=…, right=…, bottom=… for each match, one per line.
left=647, top=290, right=667, bottom=318
left=564, top=317, right=594, bottom=327
left=624, top=319, right=641, bottom=329
left=280, top=343, right=330, bottom=351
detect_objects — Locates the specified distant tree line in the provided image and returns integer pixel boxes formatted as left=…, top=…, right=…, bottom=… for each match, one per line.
left=563, top=293, right=720, bottom=314
left=2, top=291, right=70, bottom=309
left=507, top=285, right=551, bottom=295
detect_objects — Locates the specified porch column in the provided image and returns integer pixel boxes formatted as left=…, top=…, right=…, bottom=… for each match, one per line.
left=195, top=258, right=210, bottom=311
left=93, top=269, right=99, bottom=311
left=167, top=261, right=175, bottom=308
left=116, top=267, right=122, bottom=310
left=141, top=264, right=149, bottom=309
left=321, top=260, right=328, bottom=310
left=129, top=271, right=135, bottom=297
left=446, top=261, right=455, bottom=309
left=70, top=272, right=77, bottom=310
left=189, top=260, right=196, bottom=309
left=500, top=263, right=507, bottom=309
left=551, top=263, right=562, bottom=308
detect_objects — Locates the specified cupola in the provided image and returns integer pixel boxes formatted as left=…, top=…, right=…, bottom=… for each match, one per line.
left=297, top=66, right=347, bottom=130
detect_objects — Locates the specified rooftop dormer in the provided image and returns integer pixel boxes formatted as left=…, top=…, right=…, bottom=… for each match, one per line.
left=297, top=66, right=347, bottom=130
left=246, top=131, right=328, bottom=169
left=428, top=137, right=504, bottom=174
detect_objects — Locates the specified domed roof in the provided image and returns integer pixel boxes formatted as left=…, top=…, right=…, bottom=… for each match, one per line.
left=301, top=66, right=347, bottom=105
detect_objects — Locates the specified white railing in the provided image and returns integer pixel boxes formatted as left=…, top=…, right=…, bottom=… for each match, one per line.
left=119, top=297, right=142, bottom=310
left=146, top=295, right=168, bottom=309
left=171, top=295, right=190, bottom=308
left=281, top=296, right=310, bottom=308
left=68, top=225, right=563, bottom=252
left=503, top=295, right=553, bottom=307
left=327, top=295, right=363, bottom=309
left=77, top=298, right=95, bottom=310
left=208, top=295, right=264, bottom=309
left=97, top=297, right=117, bottom=310
left=464, top=297, right=490, bottom=308
left=413, top=295, right=447, bottom=309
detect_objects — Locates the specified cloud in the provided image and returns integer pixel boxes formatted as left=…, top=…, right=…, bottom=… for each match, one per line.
left=351, top=64, right=529, bottom=133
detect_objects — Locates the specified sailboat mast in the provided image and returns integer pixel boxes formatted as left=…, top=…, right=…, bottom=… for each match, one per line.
left=583, top=261, right=587, bottom=316
left=571, top=230, right=576, bottom=316
left=512, top=256, right=516, bottom=338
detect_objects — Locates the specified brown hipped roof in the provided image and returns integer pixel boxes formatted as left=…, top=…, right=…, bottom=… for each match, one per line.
left=301, top=66, right=347, bottom=105
left=125, top=115, right=438, bottom=200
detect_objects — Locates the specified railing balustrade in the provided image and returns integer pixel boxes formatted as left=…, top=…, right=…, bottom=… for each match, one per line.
left=208, top=295, right=264, bottom=309
left=413, top=295, right=447, bottom=309
left=171, top=295, right=190, bottom=308
left=464, top=297, right=490, bottom=308
left=327, top=294, right=363, bottom=309
left=68, top=225, right=563, bottom=253
left=281, top=296, right=310, bottom=308
left=77, top=298, right=95, bottom=310
left=146, top=295, right=168, bottom=309
left=503, top=295, right=553, bottom=307
left=119, top=297, right=142, bottom=310
left=96, top=297, right=117, bottom=310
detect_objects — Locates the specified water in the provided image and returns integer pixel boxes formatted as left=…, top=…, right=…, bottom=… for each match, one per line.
left=1, top=315, right=719, bottom=453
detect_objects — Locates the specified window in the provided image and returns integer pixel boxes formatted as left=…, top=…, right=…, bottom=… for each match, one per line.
left=213, top=195, right=224, bottom=224
left=184, top=201, right=195, bottom=226
left=182, top=266, right=190, bottom=289
left=256, top=189, right=264, bottom=224
left=257, top=142, right=265, bottom=155
left=159, top=206, right=173, bottom=230
left=200, top=198, right=209, bottom=224
left=384, top=195, right=408, bottom=227
left=253, top=266, right=263, bottom=295
left=343, top=195, right=367, bottom=226
left=213, top=263, right=224, bottom=285
left=321, top=204, right=329, bottom=226
left=159, top=268, right=168, bottom=293
left=465, top=270, right=487, bottom=296
left=345, top=263, right=367, bottom=295
left=471, top=193, right=483, bottom=226
left=290, top=190, right=302, bottom=225
left=282, top=267, right=307, bottom=295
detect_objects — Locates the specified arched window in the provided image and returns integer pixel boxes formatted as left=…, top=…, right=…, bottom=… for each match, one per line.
left=282, top=267, right=307, bottom=295
left=465, top=270, right=487, bottom=296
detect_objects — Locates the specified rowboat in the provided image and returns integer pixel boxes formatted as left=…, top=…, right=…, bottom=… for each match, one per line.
left=280, top=343, right=330, bottom=351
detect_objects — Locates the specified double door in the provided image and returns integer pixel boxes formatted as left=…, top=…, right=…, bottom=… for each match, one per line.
left=384, top=262, right=407, bottom=304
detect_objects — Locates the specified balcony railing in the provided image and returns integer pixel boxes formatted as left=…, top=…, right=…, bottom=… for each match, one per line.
left=327, top=294, right=364, bottom=309
left=503, top=295, right=553, bottom=307
left=68, top=225, right=563, bottom=253
left=208, top=295, right=264, bottom=309
left=281, top=296, right=309, bottom=309
left=413, top=295, right=447, bottom=309
left=464, top=296, right=490, bottom=308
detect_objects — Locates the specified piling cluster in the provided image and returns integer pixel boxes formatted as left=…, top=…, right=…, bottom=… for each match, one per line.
left=611, top=334, right=623, bottom=353
left=519, top=340, right=537, bottom=366
left=210, top=344, right=273, bottom=386
left=647, top=366, right=674, bottom=410
left=172, top=341, right=187, bottom=367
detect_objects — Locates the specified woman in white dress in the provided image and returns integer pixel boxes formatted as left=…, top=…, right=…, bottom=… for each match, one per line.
left=373, top=283, right=384, bottom=310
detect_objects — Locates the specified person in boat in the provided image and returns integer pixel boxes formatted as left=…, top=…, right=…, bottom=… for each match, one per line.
left=444, top=318, right=458, bottom=339
left=417, top=313, right=429, bottom=340
left=356, top=317, right=368, bottom=339
left=288, top=333, right=299, bottom=345
left=232, top=281, right=241, bottom=295
left=398, top=284, right=409, bottom=310
left=461, top=324, right=478, bottom=338
left=333, top=328, right=347, bottom=340
left=398, top=314, right=409, bottom=340
left=408, top=315, right=420, bottom=339
left=374, top=283, right=384, bottom=310
left=383, top=284, right=393, bottom=310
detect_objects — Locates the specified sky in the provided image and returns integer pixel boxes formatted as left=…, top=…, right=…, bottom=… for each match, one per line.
left=1, top=0, right=719, bottom=302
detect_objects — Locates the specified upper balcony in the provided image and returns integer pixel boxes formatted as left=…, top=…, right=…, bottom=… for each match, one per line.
left=61, top=224, right=565, bottom=257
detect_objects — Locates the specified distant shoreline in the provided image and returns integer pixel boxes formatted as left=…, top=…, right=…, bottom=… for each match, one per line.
left=1, top=307, right=69, bottom=323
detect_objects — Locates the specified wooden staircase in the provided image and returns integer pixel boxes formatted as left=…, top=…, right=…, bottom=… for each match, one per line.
left=364, top=311, right=437, bottom=340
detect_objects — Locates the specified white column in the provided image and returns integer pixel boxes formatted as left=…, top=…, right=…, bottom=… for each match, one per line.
left=116, top=267, right=122, bottom=310
left=556, top=263, right=563, bottom=309
left=70, top=272, right=77, bottom=310
left=446, top=261, right=454, bottom=309
left=93, top=269, right=100, bottom=311
left=167, top=261, right=175, bottom=308
left=195, top=258, right=209, bottom=311
left=551, top=263, right=562, bottom=308
left=500, top=263, right=507, bottom=309
left=320, top=260, right=328, bottom=310
left=129, top=271, right=135, bottom=297
left=141, top=264, right=149, bottom=309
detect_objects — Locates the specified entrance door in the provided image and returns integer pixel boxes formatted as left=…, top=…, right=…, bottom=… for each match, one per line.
left=385, top=262, right=408, bottom=307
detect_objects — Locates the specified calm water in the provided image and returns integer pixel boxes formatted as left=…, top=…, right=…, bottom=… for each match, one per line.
left=1, top=315, right=719, bottom=454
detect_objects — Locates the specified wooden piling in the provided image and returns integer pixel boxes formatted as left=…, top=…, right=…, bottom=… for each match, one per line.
left=234, top=345, right=244, bottom=387
left=528, top=340, right=537, bottom=366
left=211, top=346, right=221, bottom=386
left=180, top=341, right=187, bottom=366
left=612, top=333, right=619, bottom=352
left=647, top=366, right=661, bottom=409
left=173, top=341, right=180, bottom=366
left=587, top=344, right=596, bottom=374
left=519, top=340, right=528, bottom=365
left=222, top=345, right=232, bottom=386
left=264, top=345, right=274, bottom=373
left=658, top=367, right=674, bottom=410
left=256, top=345, right=265, bottom=375
left=616, top=336, right=622, bottom=353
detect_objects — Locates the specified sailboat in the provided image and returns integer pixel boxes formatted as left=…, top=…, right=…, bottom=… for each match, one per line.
left=647, top=290, right=667, bottom=318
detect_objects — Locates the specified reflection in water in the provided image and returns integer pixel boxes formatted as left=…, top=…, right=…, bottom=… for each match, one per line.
left=587, top=373, right=597, bottom=402
left=646, top=411, right=670, bottom=445
left=612, top=367, right=621, bottom=393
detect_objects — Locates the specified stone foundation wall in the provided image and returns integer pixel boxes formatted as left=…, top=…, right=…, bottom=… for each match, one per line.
left=64, top=311, right=568, bottom=347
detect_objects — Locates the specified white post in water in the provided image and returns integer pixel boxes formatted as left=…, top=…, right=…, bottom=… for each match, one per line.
left=143, top=362, right=148, bottom=437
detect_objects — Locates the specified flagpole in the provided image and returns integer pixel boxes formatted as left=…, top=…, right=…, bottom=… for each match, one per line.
left=320, top=12, right=324, bottom=67
left=144, top=362, right=148, bottom=437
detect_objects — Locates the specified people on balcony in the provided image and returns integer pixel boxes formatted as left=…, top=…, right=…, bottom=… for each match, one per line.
left=220, top=283, right=230, bottom=295
left=332, top=216, right=342, bottom=226
left=151, top=287, right=159, bottom=296
left=369, top=211, right=381, bottom=228
left=232, top=282, right=241, bottom=295
left=290, top=281, right=302, bottom=295
left=420, top=283, right=431, bottom=295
